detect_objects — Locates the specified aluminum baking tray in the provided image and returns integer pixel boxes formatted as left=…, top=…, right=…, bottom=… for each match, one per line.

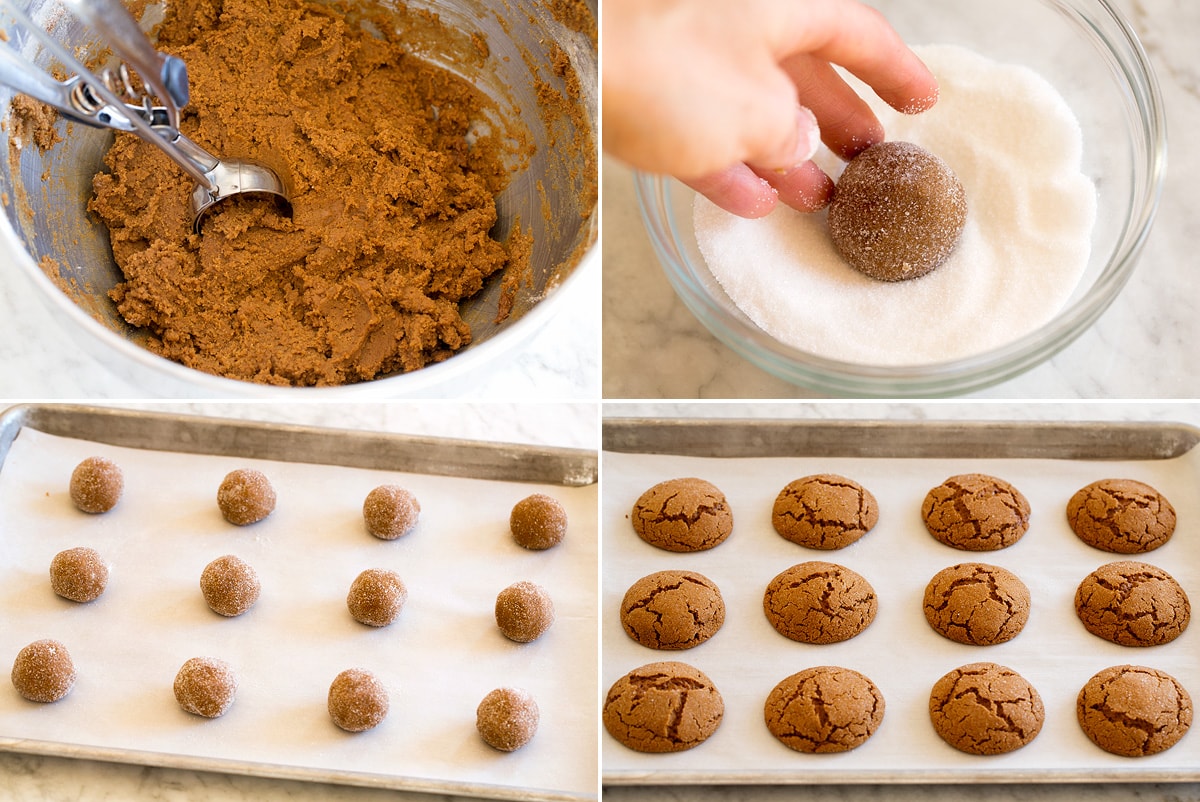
left=602, top=416, right=1200, bottom=785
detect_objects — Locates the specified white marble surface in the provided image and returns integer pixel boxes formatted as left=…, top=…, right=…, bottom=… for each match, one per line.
left=602, top=0, right=1200, bottom=399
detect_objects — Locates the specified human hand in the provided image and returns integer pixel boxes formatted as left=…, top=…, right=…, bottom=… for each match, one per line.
left=603, top=0, right=939, bottom=217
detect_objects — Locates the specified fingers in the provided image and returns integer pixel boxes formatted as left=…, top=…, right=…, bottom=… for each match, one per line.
left=685, top=159, right=835, bottom=218
left=752, top=161, right=835, bottom=212
left=743, top=104, right=823, bottom=174
left=780, top=53, right=885, bottom=160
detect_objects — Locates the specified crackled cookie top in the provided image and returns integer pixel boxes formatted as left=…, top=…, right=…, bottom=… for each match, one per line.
left=763, top=561, right=877, bottom=644
left=929, top=662, right=1044, bottom=755
left=922, top=474, right=1031, bottom=551
left=1075, top=561, right=1190, bottom=647
left=1077, top=665, right=1192, bottom=757
left=631, top=478, right=733, bottom=553
left=923, top=563, right=1030, bottom=646
left=603, top=661, right=724, bottom=753
left=771, top=474, right=879, bottom=550
left=620, top=570, right=725, bottom=650
left=1067, top=479, right=1176, bottom=554
left=764, top=666, right=885, bottom=753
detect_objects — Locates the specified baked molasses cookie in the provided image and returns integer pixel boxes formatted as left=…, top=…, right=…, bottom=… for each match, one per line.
left=619, top=570, right=725, bottom=650
left=922, top=474, right=1031, bottom=551
left=603, top=661, right=724, bottom=753
left=11, top=639, right=76, bottom=703
left=510, top=493, right=567, bottom=550
left=1075, top=561, right=1190, bottom=647
left=929, top=662, right=1044, bottom=755
left=1067, top=479, right=1176, bottom=554
left=771, top=474, right=879, bottom=550
left=764, top=666, right=885, bottom=753
left=923, top=563, right=1030, bottom=646
left=763, top=561, right=877, bottom=644
left=69, top=456, right=123, bottom=514
left=631, top=478, right=733, bottom=553
left=1077, top=665, right=1192, bottom=757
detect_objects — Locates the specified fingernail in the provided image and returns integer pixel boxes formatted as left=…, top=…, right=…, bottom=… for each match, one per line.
left=791, top=105, right=821, bottom=167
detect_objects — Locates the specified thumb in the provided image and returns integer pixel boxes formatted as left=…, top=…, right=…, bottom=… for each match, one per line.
left=747, top=104, right=822, bottom=172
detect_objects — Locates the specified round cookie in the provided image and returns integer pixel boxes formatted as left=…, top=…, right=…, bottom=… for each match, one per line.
left=476, top=687, right=539, bottom=751
left=764, top=666, right=885, bottom=753
left=603, top=661, right=724, bottom=753
left=11, top=639, right=76, bottom=703
left=217, top=468, right=276, bottom=526
left=619, top=570, right=725, bottom=650
left=763, top=561, right=877, bottom=644
left=362, top=485, right=420, bottom=540
left=200, top=555, right=261, bottom=617
left=922, top=474, right=1031, bottom=551
left=174, top=657, right=238, bottom=718
left=1077, top=665, right=1192, bottom=757
left=1067, top=479, right=1176, bottom=554
left=69, top=456, right=123, bottom=514
left=510, top=494, right=567, bottom=550
left=347, top=568, right=407, bottom=627
left=929, top=662, right=1044, bottom=755
left=495, top=581, right=555, bottom=643
left=327, top=668, right=389, bottom=732
left=1075, top=561, right=1190, bottom=647
left=923, top=563, right=1030, bottom=646
left=631, top=477, right=733, bottom=553
left=49, top=546, right=109, bottom=603
left=771, top=474, right=879, bottom=550
left=828, top=140, right=967, bottom=282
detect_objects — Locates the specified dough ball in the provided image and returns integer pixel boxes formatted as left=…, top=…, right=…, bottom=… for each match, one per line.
left=217, top=469, right=276, bottom=526
left=200, top=555, right=261, bottom=617
left=49, top=546, right=109, bottom=603
left=828, top=141, right=967, bottom=282
left=11, top=639, right=76, bottom=703
left=495, top=581, right=555, bottom=643
left=328, top=668, right=389, bottom=732
left=362, top=485, right=420, bottom=540
left=69, top=456, right=124, bottom=514
left=510, top=494, right=567, bottom=550
left=347, top=568, right=408, bottom=627
left=174, top=657, right=238, bottom=718
left=476, top=687, right=539, bottom=751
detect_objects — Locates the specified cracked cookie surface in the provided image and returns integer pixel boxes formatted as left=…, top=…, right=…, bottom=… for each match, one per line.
left=923, top=563, right=1030, bottom=646
left=771, top=474, right=879, bottom=550
left=602, top=661, right=724, bottom=753
left=928, top=662, right=1044, bottom=755
left=922, top=473, right=1031, bottom=551
left=631, top=478, right=733, bottom=553
left=1074, top=561, right=1190, bottom=647
left=1067, top=479, right=1176, bottom=554
left=762, top=561, right=877, bottom=644
left=620, top=570, right=725, bottom=650
left=1077, top=664, right=1193, bottom=757
left=764, top=666, right=885, bottom=753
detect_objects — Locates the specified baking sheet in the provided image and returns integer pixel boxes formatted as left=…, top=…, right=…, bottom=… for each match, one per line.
left=0, top=410, right=597, bottom=801
left=602, top=419, right=1200, bottom=784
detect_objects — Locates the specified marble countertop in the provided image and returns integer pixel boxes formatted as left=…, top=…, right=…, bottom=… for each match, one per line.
left=603, top=0, right=1200, bottom=399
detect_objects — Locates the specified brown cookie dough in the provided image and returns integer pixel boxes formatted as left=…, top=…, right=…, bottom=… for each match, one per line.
left=764, top=666, right=885, bottom=753
left=922, top=474, right=1031, bottom=551
left=69, top=456, right=123, bottom=514
left=495, top=581, right=555, bottom=643
left=603, top=661, right=724, bottom=753
left=631, top=478, right=733, bottom=553
left=929, top=662, right=1044, bottom=755
left=1067, top=479, right=1176, bottom=554
left=11, top=639, right=76, bottom=703
left=174, top=657, right=238, bottom=718
left=328, top=668, right=389, bottom=732
left=763, top=561, right=877, bottom=644
left=510, top=494, right=567, bottom=550
left=619, top=570, right=725, bottom=650
left=771, top=474, right=879, bottom=550
left=362, top=485, right=420, bottom=540
left=923, top=563, right=1030, bottom=646
left=49, top=547, right=109, bottom=603
left=1077, top=665, right=1192, bottom=757
left=476, top=687, right=539, bottom=752
left=217, top=469, right=276, bottom=526
left=347, top=568, right=408, bottom=627
left=1075, top=561, right=1190, bottom=647
left=200, top=555, right=261, bottom=617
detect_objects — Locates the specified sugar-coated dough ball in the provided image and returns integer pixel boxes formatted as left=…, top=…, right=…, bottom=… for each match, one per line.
left=69, top=456, right=124, bottom=514
left=362, top=485, right=420, bottom=540
left=217, top=469, right=276, bottom=526
left=495, top=581, right=555, bottom=643
left=328, top=668, right=389, bottom=732
left=11, top=639, right=76, bottom=703
left=50, top=547, right=109, bottom=603
left=510, top=494, right=567, bottom=550
left=476, top=687, right=539, bottom=751
left=174, top=657, right=238, bottom=718
left=347, top=568, right=407, bottom=627
left=200, top=555, right=261, bottom=617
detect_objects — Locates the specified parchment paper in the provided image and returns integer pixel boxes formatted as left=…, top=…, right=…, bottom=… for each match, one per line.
left=0, top=426, right=597, bottom=800
left=602, top=445, right=1200, bottom=783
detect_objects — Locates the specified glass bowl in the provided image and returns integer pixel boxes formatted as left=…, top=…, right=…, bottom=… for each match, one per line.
left=635, top=0, right=1164, bottom=397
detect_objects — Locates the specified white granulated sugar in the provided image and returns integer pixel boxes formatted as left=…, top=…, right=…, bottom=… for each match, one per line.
left=694, top=44, right=1097, bottom=366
